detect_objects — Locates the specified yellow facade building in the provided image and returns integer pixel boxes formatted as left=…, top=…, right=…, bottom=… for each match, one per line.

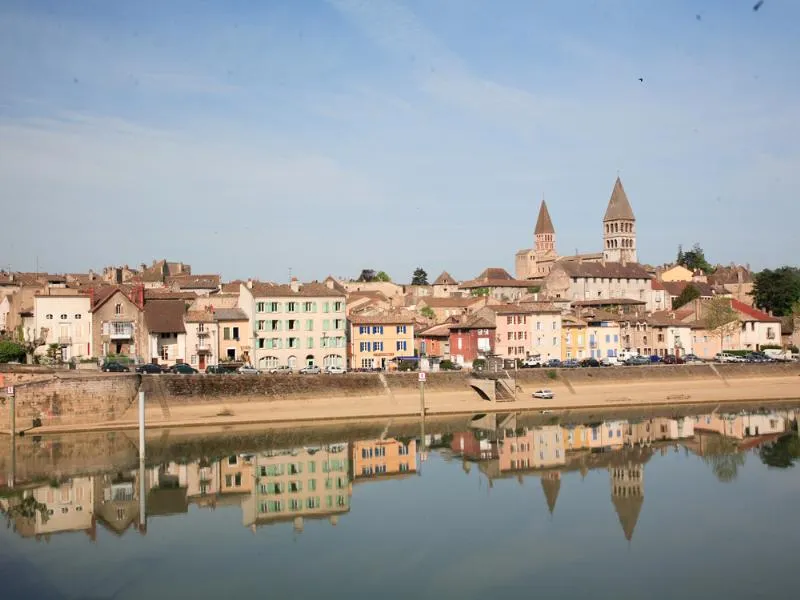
left=349, top=313, right=415, bottom=370
left=561, top=316, right=588, bottom=360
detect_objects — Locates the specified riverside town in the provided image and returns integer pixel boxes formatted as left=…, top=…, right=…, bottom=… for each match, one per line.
left=3, top=3, right=800, bottom=597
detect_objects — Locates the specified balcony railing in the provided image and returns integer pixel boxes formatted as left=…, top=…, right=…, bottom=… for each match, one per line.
left=58, top=336, right=72, bottom=345
left=110, top=323, right=134, bottom=340
left=196, top=343, right=211, bottom=353
left=197, top=329, right=210, bottom=337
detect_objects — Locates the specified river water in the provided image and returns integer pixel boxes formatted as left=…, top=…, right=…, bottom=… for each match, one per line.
left=1, top=405, right=799, bottom=600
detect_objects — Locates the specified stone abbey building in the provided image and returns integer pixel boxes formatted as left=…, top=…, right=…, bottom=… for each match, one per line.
left=515, top=177, right=638, bottom=281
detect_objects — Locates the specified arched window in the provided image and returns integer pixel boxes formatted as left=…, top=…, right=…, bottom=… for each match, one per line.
left=305, top=354, right=315, bottom=366
left=287, top=355, right=297, bottom=369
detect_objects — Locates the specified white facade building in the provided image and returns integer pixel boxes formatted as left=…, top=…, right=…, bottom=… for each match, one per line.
left=33, top=291, right=93, bottom=361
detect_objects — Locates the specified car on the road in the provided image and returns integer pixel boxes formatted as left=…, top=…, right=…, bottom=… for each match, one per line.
left=299, top=365, right=321, bottom=375
left=715, top=352, right=745, bottom=363
left=324, top=365, right=346, bottom=374
left=625, top=355, right=650, bottom=366
left=102, top=361, right=130, bottom=373
left=532, top=389, right=555, bottom=399
left=237, top=365, right=260, bottom=375
left=169, top=363, right=198, bottom=374
left=206, top=364, right=237, bottom=374
left=135, top=363, right=165, bottom=374
left=267, top=365, right=294, bottom=375
left=580, top=357, right=600, bottom=368
left=545, top=358, right=562, bottom=368
left=561, top=359, right=580, bottom=368
left=662, top=355, right=685, bottom=365
left=683, top=354, right=704, bottom=364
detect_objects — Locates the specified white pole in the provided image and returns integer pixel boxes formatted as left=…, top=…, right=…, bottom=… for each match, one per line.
left=138, top=390, right=145, bottom=460
left=139, top=457, right=146, bottom=529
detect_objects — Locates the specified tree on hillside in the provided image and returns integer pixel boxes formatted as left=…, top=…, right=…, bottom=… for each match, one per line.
left=676, top=245, right=685, bottom=265
left=411, top=268, right=428, bottom=286
left=751, top=266, right=800, bottom=316
left=375, top=271, right=391, bottom=282
left=703, top=297, right=739, bottom=354
left=357, top=269, right=377, bottom=282
left=470, top=287, right=490, bottom=297
left=420, top=306, right=435, bottom=320
left=673, top=284, right=701, bottom=309
left=677, top=243, right=714, bottom=274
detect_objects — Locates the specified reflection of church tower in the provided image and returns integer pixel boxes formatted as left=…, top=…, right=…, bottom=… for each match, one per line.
left=603, top=177, right=637, bottom=263
left=540, top=472, right=561, bottom=514
left=610, top=461, right=644, bottom=541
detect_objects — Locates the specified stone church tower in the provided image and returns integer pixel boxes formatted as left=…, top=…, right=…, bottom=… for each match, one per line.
left=515, top=199, right=558, bottom=280
left=603, top=177, right=637, bottom=263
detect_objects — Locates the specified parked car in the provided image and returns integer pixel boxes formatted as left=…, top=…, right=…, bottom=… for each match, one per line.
left=600, top=356, right=621, bottom=366
left=715, top=352, right=745, bottom=363
left=649, top=355, right=662, bottom=363
left=102, top=361, right=130, bottom=373
left=169, top=363, right=198, bottom=374
left=683, top=354, right=703, bottom=364
left=267, top=366, right=294, bottom=375
left=522, top=356, right=543, bottom=368
left=324, top=365, right=346, bottom=375
left=135, top=363, right=165, bottom=374
left=561, top=359, right=580, bottom=368
left=662, top=355, right=685, bottom=365
left=625, top=355, right=650, bottom=366
left=299, top=365, right=321, bottom=375
left=532, top=389, right=555, bottom=399
left=206, top=364, right=237, bottom=374
left=546, top=358, right=562, bottom=368
left=580, top=357, right=600, bottom=368
left=237, top=365, right=260, bottom=375
left=745, top=352, right=773, bottom=363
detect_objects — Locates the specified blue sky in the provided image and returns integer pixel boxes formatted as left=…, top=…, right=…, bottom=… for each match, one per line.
left=1, top=0, right=798, bottom=282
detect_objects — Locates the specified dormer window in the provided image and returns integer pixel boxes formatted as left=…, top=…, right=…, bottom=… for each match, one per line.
left=115, top=303, right=122, bottom=315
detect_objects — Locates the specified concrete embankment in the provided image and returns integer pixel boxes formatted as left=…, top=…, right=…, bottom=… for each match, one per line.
left=1, top=363, right=799, bottom=433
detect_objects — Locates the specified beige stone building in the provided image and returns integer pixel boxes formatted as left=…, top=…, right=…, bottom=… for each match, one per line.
left=184, top=310, right=219, bottom=371
left=431, top=271, right=461, bottom=297
left=241, top=280, right=347, bottom=370
left=350, top=312, right=415, bottom=370
left=543, top=260, right=653, bottom=304
left=214, top=307, right=250, bottom=363
left=34, top=289, right=93, bottom=361
left=90, top=286, right=147, bottom=361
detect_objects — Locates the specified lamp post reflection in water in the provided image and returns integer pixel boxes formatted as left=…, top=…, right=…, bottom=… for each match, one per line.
left=419, top=413, right=428, bottom=472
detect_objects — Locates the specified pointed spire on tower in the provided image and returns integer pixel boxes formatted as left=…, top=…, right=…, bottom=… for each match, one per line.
left=540, top=474, right=561, bottom=514
left=603, top=177, right=635, bottom=222
left=534, top=199, right=555, bottom=234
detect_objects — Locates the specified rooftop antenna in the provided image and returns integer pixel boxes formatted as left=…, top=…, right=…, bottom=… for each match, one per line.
left=288, top=267, right=292, bottom=283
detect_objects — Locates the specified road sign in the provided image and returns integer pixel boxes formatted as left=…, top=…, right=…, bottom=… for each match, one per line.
left=418, top=372, right=426, bottom=383
left=6, top=386, right=14, bottom=396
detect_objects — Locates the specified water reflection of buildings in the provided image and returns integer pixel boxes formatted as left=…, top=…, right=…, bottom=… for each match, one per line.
left=448, top=410, right=794, bottom=542
left=2, top=409, right=795, bottom=542
left=242, top=444, right=352, bottom=533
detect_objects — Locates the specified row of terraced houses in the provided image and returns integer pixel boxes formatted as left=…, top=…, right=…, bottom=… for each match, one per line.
left=0, top=178, right=793, bottom=370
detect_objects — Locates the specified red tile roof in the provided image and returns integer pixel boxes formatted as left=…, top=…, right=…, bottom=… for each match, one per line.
left=731, top=299, right=779, bottom=322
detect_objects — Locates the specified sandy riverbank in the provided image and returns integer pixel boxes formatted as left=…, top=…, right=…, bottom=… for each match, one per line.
left=15, top=372, right=798, bottom=435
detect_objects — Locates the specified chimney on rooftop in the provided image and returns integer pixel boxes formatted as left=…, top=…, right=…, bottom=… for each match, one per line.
left=290, top=279, right=300, bottom=293
left=246, top=279, right=253, bottom=290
